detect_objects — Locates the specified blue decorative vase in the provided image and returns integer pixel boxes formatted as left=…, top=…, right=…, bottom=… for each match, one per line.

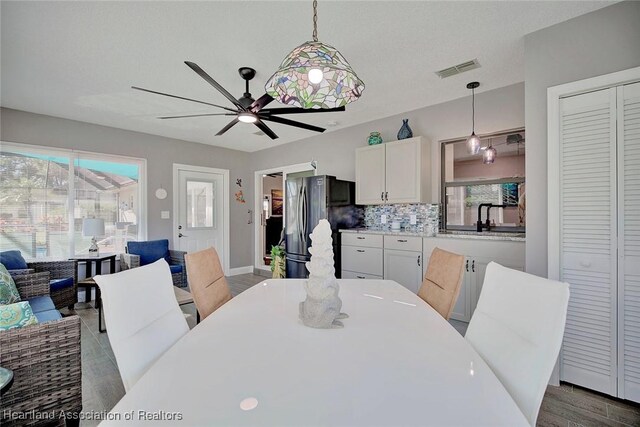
left=397, top=119, right=413, bottom=140
left=368, top=132, right=383, bottom=145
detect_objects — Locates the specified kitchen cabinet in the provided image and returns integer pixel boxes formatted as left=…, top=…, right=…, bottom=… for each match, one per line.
left=423, top=237, right=525, bottom=322
left=342, top=232, right=383, bottom=279
left=383, top=235, right=423, bottom=293
left=355, top=137, right=431, bottom=205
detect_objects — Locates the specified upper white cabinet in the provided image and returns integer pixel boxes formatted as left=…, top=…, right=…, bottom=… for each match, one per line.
left=355, top=137, right=431, bottom=205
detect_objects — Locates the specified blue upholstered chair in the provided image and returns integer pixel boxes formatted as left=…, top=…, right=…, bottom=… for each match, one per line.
left=1, top=250, right=78, bottom=310
left=120, top=239, right=187, bottom=287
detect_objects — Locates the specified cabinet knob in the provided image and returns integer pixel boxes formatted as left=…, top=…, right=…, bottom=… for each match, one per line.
left=356, top=275, right=365, bottom=279
left=472, top=260, right=475, bottom=272
left=356, top=249, right=365, bottom=253
left=356, top=236, right=365, bottom=240
left=417, top=255, right=421, bottom=266
left=466, top=260, right=469, bottom=272
left=398, top=239, right=408, bottom=243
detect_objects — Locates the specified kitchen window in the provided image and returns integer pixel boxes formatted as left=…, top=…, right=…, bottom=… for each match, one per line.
left=440, top=128, right=525, bottom=232
left=0, top=142, right=146, bottom=257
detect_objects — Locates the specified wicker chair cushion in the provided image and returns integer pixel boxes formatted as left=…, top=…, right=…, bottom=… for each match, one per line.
left=34, top=309, right=62, bottom=323
left=0, top=301, right=38, bottom=331
left=127, top=240, right=171, bottom=266
left=0, top=250, right=28, bottom=270
left=50, top=277, right=75, bottom=291
left=0, top=264, right=21, bottom=305
left=27, top=296, right=56, bottom=313
left=169, top=264, right=183, bottom=274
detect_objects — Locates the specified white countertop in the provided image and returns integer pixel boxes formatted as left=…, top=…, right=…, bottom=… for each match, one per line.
left=104, top=279, right=527, bottom=426
left=341, top=228, right=525, bottom=242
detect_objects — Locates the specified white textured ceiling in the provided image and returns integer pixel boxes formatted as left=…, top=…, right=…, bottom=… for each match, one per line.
left=1, top=1, right=612, bottom=152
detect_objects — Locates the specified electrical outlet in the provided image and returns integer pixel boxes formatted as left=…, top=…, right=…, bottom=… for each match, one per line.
left=381, top=214, right=387, bottom=224
left=410, top=214, right=417, bottom=225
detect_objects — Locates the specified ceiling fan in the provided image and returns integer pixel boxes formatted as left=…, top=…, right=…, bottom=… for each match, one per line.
left=132, top=61, right=345, bottom=140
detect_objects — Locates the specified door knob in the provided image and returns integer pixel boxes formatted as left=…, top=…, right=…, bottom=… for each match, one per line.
left=178, top=232, right=188, bottom=238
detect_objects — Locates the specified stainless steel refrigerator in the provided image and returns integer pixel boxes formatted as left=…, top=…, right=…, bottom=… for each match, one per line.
left=285, top=175, right=363, bottom=278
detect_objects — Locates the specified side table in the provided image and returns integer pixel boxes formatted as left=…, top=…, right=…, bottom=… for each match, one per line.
left=70, top=253, right=116, bottom=333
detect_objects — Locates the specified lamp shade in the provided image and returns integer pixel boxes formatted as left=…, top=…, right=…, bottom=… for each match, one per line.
left=264, top=41, right=365, bottom=109
left=82, top=218, right=105, bottom=237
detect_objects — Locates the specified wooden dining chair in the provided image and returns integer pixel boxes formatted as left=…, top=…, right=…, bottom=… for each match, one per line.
left=465, top=262, right=569, bottom=426
left=184, top=247, right=232, bottom=321
left=417, top=247, right=465, bottom=320
left=93, top=259, right=189, bottom=392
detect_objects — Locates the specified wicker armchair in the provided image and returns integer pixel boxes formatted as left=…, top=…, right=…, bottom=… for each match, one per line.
left=10, top=260, right=78, bottom=310
left=0, top=272, right=82, bottom=426
left=120, top=246, right=187, bottom=287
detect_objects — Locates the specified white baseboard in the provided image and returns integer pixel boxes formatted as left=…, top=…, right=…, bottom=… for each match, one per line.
left=228, top=266, right=253, bottom=276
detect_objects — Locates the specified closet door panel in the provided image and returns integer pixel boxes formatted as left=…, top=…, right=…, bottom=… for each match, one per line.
left=559, top=88, right=618, bottom=396
left=619, top=81, right=640, bottom=402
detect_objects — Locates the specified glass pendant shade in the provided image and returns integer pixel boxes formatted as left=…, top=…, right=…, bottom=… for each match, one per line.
left=265, top=41, right=365, bottom=109
left=483, top=146, right=497, bottom=164
left=467, top=132, right=481, bottom=155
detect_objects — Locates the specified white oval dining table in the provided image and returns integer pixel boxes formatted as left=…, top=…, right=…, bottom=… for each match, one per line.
left=102, top=279, right=528, bottom=426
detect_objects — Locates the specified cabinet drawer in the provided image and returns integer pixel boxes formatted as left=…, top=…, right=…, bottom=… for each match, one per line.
left=342, top=246, right=383, bottom=276
left=384, top=235, right=422, bottom=252
left=342, top=270, right=383, bottom=280
left=341, top=233, right=383, bottom=248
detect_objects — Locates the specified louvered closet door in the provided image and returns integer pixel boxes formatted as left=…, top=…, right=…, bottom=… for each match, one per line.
left=619, top=81, right=640, bottom=402
left=559, top=88, right=618, bottom=396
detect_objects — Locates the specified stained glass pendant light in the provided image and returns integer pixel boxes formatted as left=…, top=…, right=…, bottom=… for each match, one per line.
left=466, top=82, right=481, bottom=155
left=265, top=0, right=365, bottom=109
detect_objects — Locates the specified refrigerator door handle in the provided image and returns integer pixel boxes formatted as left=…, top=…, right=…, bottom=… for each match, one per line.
left=301, top=186, right=308, bottom=247
left=297, top=184, right=304, bottom=245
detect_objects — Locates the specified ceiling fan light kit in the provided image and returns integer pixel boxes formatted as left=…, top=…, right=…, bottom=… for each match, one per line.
left=132, top=61, right=345, bottom=140
left=264, top=0, right=364, bottom=109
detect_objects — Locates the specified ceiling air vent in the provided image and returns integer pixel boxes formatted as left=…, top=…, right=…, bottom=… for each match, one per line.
left=435, top=59, right=480, bottom=79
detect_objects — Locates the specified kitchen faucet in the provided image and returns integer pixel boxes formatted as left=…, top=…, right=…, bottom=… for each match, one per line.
left=477, top=203, right=507, bottom=232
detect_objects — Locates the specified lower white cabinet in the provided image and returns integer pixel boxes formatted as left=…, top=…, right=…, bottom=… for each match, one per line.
left=383, top=249, right=423, bottom=293
left=423, top=238, right=525, bottom=322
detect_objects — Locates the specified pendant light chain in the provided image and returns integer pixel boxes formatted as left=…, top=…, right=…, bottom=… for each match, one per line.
left=312, top=0, right=318, bottom=42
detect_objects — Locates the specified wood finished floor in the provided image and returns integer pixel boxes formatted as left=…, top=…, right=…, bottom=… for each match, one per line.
left=69, top=273, right=640, bottom=427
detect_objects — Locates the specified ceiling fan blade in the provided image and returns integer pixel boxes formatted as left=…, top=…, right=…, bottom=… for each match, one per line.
left=131, top=86, right=237, bottom=113
left=259, top=115, right=326, bottom=133
left=215, top=118, right=240, bottom=136
left=184, top=61, right=245, bottom=110
left=158, top=113, right=235, bottom=119
left=254, top=119, right=278, bottom=140
left=260, top=106, right=345, bottom=115
left=250, top=94, right=274, bottom=112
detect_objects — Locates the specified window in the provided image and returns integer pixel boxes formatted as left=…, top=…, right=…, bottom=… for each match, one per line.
left=0, top=142, right=146, bottom=257
left=440, top=129, right=525, bottom=232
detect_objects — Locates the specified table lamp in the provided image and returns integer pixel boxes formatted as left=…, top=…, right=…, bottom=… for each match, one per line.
left=82, top=218, right=105, bottom=257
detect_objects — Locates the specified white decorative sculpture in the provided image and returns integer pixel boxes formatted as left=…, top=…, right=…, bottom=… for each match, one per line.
left=299, top=219, right=349, bottom=329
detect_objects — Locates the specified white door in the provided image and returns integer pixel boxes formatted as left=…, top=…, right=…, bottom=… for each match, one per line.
left=385, top=138, right=421, bottom=203
left=383, top=249, right=423, bottom=293
left=619, top=81, right=640, bottom=402
left=355, top=144, right=386, bottom=205
left=174, top=166, right=227, bottom=270
left=559, top=88, right=618, bottom=396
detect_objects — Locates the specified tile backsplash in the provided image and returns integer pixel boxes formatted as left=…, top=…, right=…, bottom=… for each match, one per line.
left=364, top=204, right=439, bottom=235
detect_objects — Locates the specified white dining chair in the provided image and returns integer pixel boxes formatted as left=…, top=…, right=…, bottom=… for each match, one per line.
left=464, top=262, right=569, bottom=426
left=94, top=259, right=189, bottom=392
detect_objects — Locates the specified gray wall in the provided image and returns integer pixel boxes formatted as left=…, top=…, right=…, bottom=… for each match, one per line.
left=250, top=82, right=525, bottom=197
left=0, top=107, right=253, bottom=268
left=524, top=1, right=640, bottom=277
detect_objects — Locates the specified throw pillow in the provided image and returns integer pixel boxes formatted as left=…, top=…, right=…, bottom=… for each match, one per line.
left=0, top=250, right=28, bottom=270
left=0, top=301, right=38, bottom=331
left=0, top=263, right=21, bottom=305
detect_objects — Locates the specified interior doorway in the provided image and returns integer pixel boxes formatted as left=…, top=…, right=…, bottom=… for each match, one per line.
left=254, top=162, right=316, bottom=274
